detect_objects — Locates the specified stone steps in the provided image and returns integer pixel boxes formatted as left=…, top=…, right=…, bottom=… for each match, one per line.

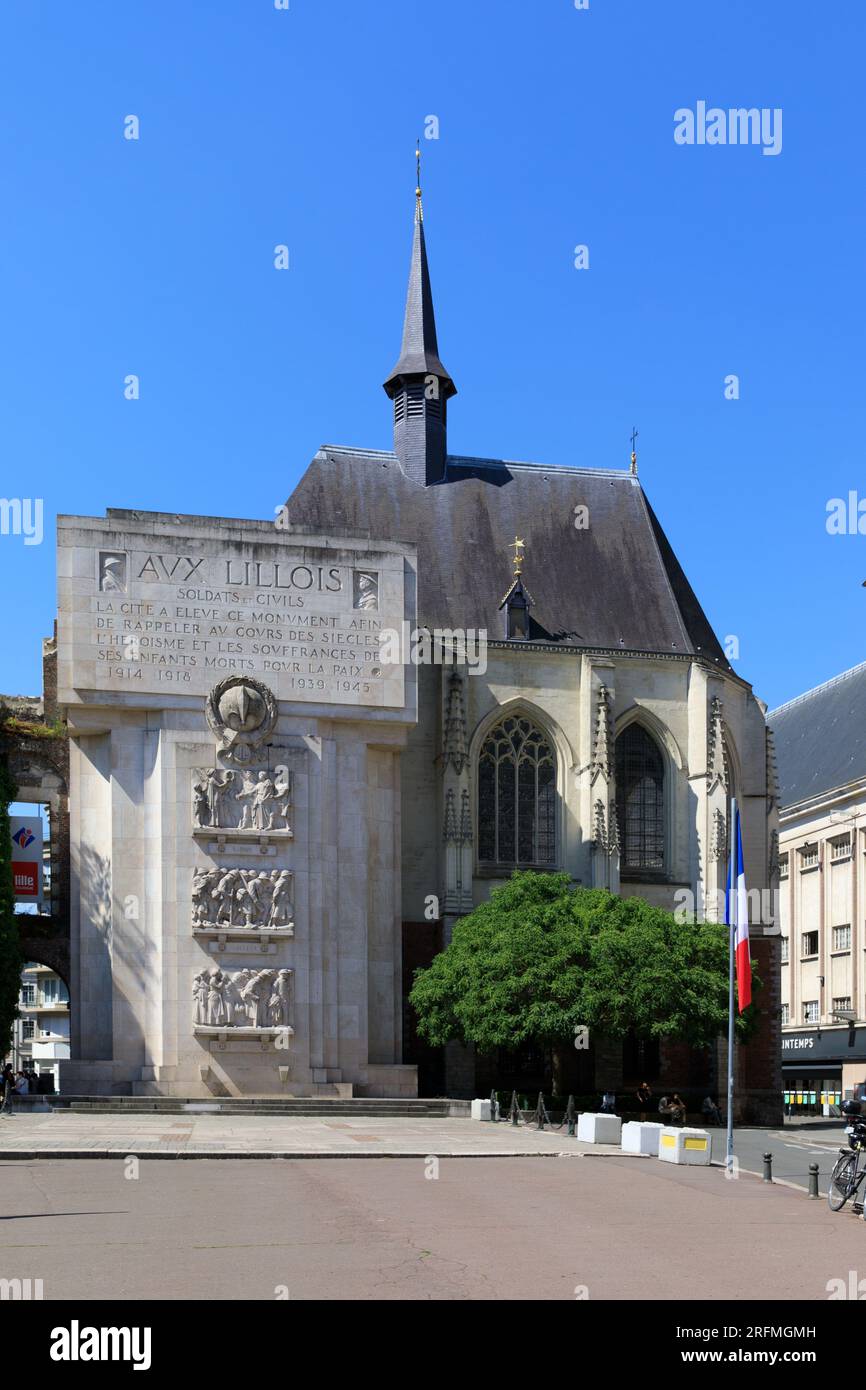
left=52, top=1097, right=467, bottom=1118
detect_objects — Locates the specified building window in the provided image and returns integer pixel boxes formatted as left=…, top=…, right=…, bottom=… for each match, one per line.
left=800, top=846, right=819, bottom=869
left=801, top=931, right=819, bottom=958
left=20, top=983, right=35, bottom=1006
left=832, top=997, right=852, bottom=1014
left=779, top=854, right=789, bottom=880
left=781, top=1003, right=789, bottom=1025
left=830, top=836, right=851, bottom=861
left=615, top=724, right=665, bottom=874
left=21, top=1019, right=34, bottom=1040
left=39, top=978, right=67, bottom=1006
left=803, top=1000, right=820, bottom=1024
left=477, top=715, right=556, bottom=867
left=833, top=925, right=852, bottom=953
left=781, top=936, right=789, bottom=964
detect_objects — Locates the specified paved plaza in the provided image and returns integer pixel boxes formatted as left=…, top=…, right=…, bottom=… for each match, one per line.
left=0, top=1110, right=625, bottom=1159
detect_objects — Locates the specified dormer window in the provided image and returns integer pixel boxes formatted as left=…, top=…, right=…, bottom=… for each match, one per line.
left=506, top=586, right=530, bottom=640
left=499, top=536, right=533, bottom=640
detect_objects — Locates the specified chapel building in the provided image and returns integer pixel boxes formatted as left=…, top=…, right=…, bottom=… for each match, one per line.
left=285, top=175, right=783, bottom=1119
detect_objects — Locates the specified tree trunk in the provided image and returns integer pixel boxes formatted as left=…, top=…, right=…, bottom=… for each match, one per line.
left=551, top=1043, right=568, bottom=1097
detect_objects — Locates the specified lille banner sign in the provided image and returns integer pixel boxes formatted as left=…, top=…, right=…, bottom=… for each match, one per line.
left=11, top=816, right=43, bottom=903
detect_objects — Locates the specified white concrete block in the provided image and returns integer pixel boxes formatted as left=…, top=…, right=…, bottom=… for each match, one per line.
left=658, top=1126, right=712, bottom=1165
left=621, top=1120, right=664, bottom=1155
left=471, top=1098, right=494, bottom=1121
left=577, top=1112, right=622, bottom=1144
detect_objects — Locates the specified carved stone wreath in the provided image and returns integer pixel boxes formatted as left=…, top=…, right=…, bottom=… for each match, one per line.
left=205, top=675, right=278, bottom=764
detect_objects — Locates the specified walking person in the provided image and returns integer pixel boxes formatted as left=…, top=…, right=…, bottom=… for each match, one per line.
left=636, top=1080, right=653, bottom=1122
left=0, top=1062, right=14, bottom=1117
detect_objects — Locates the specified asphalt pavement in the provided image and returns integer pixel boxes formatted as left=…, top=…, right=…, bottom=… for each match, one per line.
left=2, top=1150, right=865, bottom=1301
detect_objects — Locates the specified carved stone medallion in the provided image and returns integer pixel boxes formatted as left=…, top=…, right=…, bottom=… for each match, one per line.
left=205, top=676, right=277, bottom=764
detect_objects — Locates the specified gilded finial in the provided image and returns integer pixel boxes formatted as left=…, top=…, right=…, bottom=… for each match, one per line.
left=630, top=426, right=638, bottom=475
left=510, top=535, right=525, bottom=576
left=415, top=138, right=423, bottom=221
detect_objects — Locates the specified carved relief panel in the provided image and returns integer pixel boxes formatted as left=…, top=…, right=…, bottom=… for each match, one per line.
left=192, top=866, right=294, bottom=933
left=193, top=965, right=293, bottom=1032
left=192, top=766, right=293, bottom=834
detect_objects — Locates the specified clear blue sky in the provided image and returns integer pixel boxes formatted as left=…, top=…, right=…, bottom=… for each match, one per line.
left=1, top=0, right=863, bottom=711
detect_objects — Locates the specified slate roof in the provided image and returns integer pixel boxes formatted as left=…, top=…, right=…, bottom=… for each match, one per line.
left=286, top=446, right=731, bottom=666
left=769, top=660, right=866, bottom=808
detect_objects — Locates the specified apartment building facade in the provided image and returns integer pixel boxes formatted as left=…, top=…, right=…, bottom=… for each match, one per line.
left=11, top=961, right=70, bottom=1090
left=771, top=661, right=866, bottom=1112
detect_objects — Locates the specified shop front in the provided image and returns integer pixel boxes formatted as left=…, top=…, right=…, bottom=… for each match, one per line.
left=781, top=1026, right=866, bottom=1116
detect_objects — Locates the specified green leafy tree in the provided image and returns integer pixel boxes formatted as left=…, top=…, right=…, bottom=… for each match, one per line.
left=410, top=873, right=759, bottom=1063
left=0, top=757, right=22, bottom=1058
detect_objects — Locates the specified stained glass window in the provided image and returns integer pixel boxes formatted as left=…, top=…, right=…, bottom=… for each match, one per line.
left=477, top=715, right=556, bottom=865
left=615, top=724, right=665, bottom=872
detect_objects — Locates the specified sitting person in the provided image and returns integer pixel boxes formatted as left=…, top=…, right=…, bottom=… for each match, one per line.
left=659, top=1093, right=687, bottom=1125
left=669, top=1093, right=687, bottom=1126
left=701, top=1094, right=723, bottom=1126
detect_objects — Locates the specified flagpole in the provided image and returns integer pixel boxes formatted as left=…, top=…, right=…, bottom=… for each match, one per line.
left=726, top=796, right=736, bottom=1175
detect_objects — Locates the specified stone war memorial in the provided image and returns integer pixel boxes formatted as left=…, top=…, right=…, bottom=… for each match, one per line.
left=57, top=512, right=418, bottom=1097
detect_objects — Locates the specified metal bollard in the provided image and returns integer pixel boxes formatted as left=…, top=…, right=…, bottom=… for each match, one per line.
left=763, top=1151, right=773, bottom=1183
left=566, top=1094, right=576, bottom=1137
left=808, top=1162, right=819, bottom=1199
left=535, top=1091, right=546, bottom=1130
left=489, top=1088, right=499, bottom=1123
left=509, top=1090, right=520, bottom=1126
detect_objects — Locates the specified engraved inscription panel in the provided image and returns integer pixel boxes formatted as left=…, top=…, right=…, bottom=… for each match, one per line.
left=58, top=522, right=409, bottom=708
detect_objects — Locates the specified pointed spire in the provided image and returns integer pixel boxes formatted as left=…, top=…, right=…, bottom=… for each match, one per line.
left=384, top=144, right=456, bottom=397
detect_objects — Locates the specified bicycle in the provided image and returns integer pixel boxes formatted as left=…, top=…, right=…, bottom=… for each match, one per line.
left=828, top=1106, right=866, bottom=1212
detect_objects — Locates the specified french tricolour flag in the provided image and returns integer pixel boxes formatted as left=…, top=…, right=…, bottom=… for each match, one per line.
left=725, top=806, right=752, bottom=1012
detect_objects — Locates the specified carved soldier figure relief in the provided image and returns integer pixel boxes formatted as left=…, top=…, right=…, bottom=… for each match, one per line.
left=353, top=570, right=379, bottom=610
left=236, top=770, right=277, bottom=830
left=192, top=972, right=209, bottom=1026
left=202, top=772, right=234, bottom=822
left=98, top=551, right=127, bottom=593
left=267, top=869, right=293, bottom=929
left=193, top=867, right=294, bottom=932
left=268, top=969, right=292, bottom=1027
left=205, top=968, right=229, bottom=1027
left=192, top=868, right=218, bottom=924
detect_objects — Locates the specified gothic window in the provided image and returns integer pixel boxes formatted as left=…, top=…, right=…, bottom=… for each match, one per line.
left=477, top=715, right=556, bottom=866
left=615, top=724, right=665, bottom=874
